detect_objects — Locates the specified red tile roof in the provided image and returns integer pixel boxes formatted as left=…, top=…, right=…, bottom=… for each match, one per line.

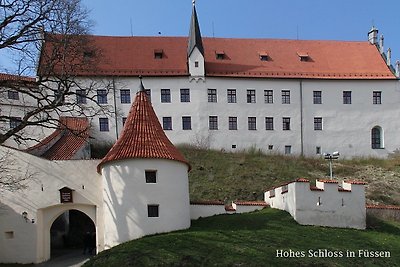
left=98, top=88, right=190, bottom=173
left=345, top=180, right=368, bottom=185
left=234, top=201, right=269, bottom=206
left=0, top=73, right=37, bottom=87
left=318, top=179, right=339, bottom=183
left=39, top=35, right=396, bottom=79
left=366, top=204, right=400, bottom=210
left=190, top=200, right=225, bottom=206
left=25, top=117, right=89, bottom=160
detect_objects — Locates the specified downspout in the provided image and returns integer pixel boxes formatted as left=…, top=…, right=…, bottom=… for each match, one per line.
left=300, top=80, right=304, bottom=156
left=112, top=77, right=119, bottom=140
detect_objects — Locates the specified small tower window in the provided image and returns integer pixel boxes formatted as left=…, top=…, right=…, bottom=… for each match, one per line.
left=194, top=61, right=199, bottom=67
left=148, top=205, right=159, bottom=217
left=145, top=170, right=157, bottom=183
left=216, top=51, right=225, bottom=60
left=154, top=49, right=164, bottom=59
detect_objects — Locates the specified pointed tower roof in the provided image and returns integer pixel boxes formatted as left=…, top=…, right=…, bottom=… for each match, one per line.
left=97, top=78, right=190, bottom=173
left=187, top=0, right=204, bottom=56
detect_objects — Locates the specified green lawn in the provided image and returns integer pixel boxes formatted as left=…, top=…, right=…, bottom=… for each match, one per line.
left=84, top=208, right=400, bottom=267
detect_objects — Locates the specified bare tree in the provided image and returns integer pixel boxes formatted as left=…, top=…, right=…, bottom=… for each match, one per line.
left=0, top=0, right=114, bottom=146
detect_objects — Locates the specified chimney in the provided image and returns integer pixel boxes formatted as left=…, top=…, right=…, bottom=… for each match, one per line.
left=379, top=35, right=384, bottom=54
left=368, top=26, right=378, bottom=45
left=387, top=48, right=391, bottom=66
left=396, top=61, right=400, bottom=77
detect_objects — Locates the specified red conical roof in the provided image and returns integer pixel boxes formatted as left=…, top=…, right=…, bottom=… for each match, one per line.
left=97, top=83, right=190, bottom=173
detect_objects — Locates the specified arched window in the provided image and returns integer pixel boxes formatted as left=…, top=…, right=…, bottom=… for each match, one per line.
left=371, top=126, right=383, bottom=149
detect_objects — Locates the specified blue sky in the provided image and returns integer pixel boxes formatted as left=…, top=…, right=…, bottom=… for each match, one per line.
left=2, top=0, right=400, bottom=74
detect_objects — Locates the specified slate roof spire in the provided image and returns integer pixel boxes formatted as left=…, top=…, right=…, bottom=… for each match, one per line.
left=97, top=79, right=190, bottom=173
left=187, top=0, right=204, bottom=57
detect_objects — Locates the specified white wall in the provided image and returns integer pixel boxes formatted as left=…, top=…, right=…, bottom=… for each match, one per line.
left=0, top=146, right=103, bottom=264
left=101, top=158, right=190, bottom=249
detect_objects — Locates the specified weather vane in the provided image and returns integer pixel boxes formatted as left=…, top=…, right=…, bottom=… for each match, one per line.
left=192, top=0, right=196, bottom=5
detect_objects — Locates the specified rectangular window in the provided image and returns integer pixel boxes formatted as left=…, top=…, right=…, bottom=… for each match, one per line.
left=9, top=117, right=22, bottom=129
left=147, top=205, right=159, bottom=217
left=248, top=117, right=256, bottom=130
left=229, top=117, right=237, bottom=130
left=208, top=89, right=217, bottom=103
left=285, top=145, right=292, bottom=155
left=227, top=89, right=236, bottom=103
left=7, top=90, right=19, bottom=100
left=265, top=117, right=274, bottom=130
left=209, top=116, right=218, bottom=130
left=313, top=91, right=322, bottom=104
left=145, top=89, right=151, bottom=102
left=76, top=89, right=87, bottom=104
left=161, top=89, right=171, bottom=103
left=316, top=146, right=321, bottom=155
left=282, top=90, right=290, bottom=104
left=247, top=89, right=256, bottom=103
left=145, top=170, right=157, bottom=183
left=120, top=89, right=131, bottom=104
left=4, top=231, right=14, bottom=239
left=99, top=117, right=109, bottom=132
left=122, top=117, right=127, bottom=126
left=182, top=116, right=192, bottom=130
left=97, top=89, right=108, bottom=104
left=314, top=117, right=323, bottom=130
left=162, top=117, right=172, bottom=130
left=264, top=90, right=273, bottom=104
left=180, top=89, right=190, bottom=102
left=373, top=91, right=381, bottom=104
left=343, top=91, right=352, bottom=104
left=282, top=117, right=290, bottom=130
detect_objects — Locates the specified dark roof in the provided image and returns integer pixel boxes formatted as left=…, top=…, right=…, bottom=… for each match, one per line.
left=98, top=85, right=190, bottom=173
left=187, top=4, right=204, bottom=56
left=0, top=73, right=37, bottom=87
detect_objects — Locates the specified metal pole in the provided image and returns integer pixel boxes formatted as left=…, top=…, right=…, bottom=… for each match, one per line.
left=329, top=158, right=333, bottom=179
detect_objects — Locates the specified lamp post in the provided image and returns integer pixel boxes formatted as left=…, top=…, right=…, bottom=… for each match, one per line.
left=324, top=151, right=340, bottom=179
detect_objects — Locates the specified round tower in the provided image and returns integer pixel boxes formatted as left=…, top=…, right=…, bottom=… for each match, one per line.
left=97, top=78, right=191, bottom=249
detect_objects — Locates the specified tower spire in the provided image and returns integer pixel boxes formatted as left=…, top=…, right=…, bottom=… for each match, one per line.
left=188, top=0, right=204, bottom=57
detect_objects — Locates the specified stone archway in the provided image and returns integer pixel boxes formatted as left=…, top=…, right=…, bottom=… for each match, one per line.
left=38, top=204, right=96, bottom=262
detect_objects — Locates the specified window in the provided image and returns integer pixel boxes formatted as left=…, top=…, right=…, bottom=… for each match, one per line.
left=373, top=91, right=382, bottom=104
left=180, top=89, right=190, bottom=102
left=120, top=89, right=131, bottom=104
left=162, top=117, right=172, bottom=130
left=122, top=117, right=127, bottom=126
left=194, top=61, right=199, bottom=67
left=282, top=117, right=290, bottom=130
left=154, top=49, right=163, bottom=59
left=247, top=90, right=256, bottom=103
left=76, top=89, right=86, bottom=104
left=229, top=117, right=237, bottom=130
left=145, top=170, right=157, bottom=183
left=313, top=91, right=322, bottom=104
left=316, top=146, right=321, bottom=155
left=259, top=53, right=269, bottom=61
left=248, top=117, right=256, bottom=130
left=227, top=89, right=236, bottom=103
left=161, top=89, right=171, bottom=103
left=371, top=126, right=383, bottom=149
left=264, top=90, right=273, bottom=104
left=209, top=116, right=218, bottom=130
left=99, top=118, right=109, bottom=132
left=9, top=117, right=21, bottom=129
left=4, top=231, right=14, bottom=239
left=268, top=145, right=274, bottom=150
left=208, top=89, right=217, bottom=103
left=182, top=116, right=192, bottom=130
left=97, top=89, right=108, bottom=104
left=314, top=117, right=322, bottom=130
left=282, top=90, right=290, bottom=104
left=216, top=51, right=225, bottom=60
left=145, top=89, right=151, bottom=102
left=285, top=145, right=292, bottom=155
left=265, top=117, right=274, bottom=130
left=343, top=91, right=352, bottom=104
left=7, top=90, right=19, bottom=100
left=147, top=205, right=159, bottom=217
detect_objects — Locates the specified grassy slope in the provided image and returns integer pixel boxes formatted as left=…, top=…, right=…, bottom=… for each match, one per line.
left=84, top=208, right=400, bottom=267
left=179, top=145, right=400, bottom=205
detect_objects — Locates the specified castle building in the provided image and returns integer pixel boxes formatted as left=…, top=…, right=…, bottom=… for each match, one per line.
left=32, top=2, right=399, bottom=158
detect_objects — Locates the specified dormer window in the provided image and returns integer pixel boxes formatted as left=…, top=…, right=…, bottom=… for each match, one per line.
left=297, top=52, right=309, bottom=62
left=259, top=52, right=269, bottom=61
left=216, top=51, right=225, bottom=60
left=154, top=49, right=164, bottom=59
left=83, top=51, right=94, bottom=60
